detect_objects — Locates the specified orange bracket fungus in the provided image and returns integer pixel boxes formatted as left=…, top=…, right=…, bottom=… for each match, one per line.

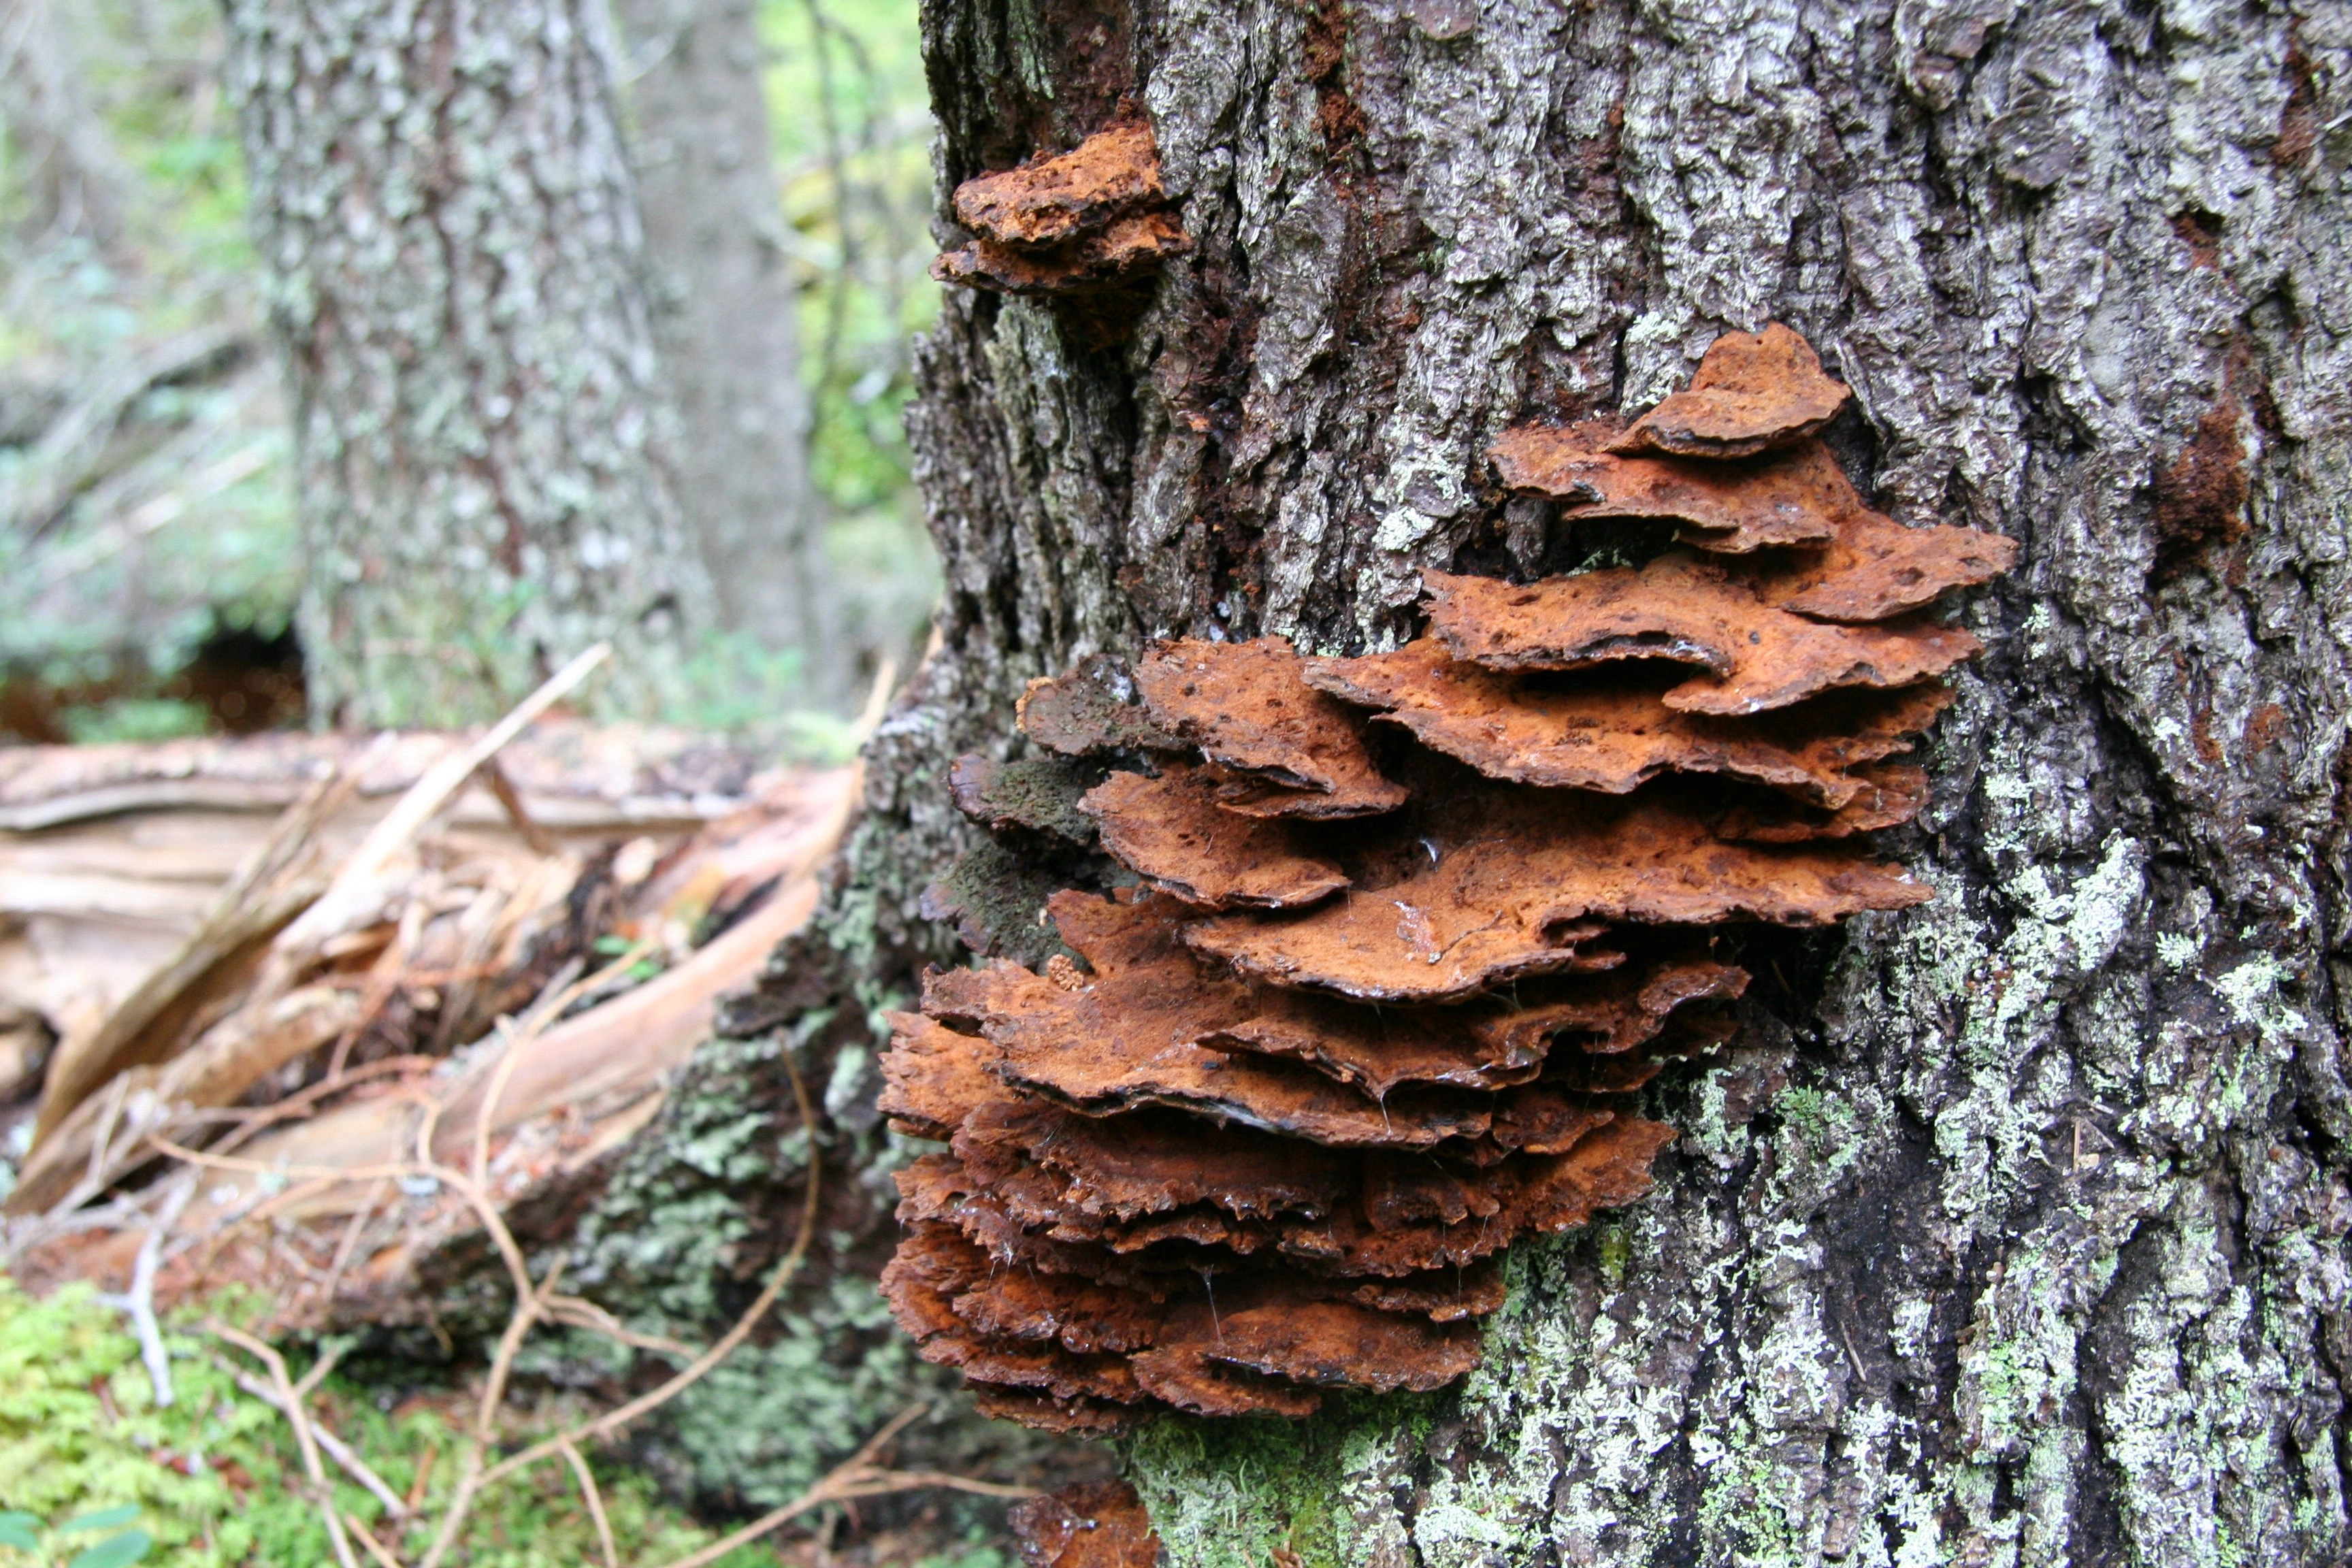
left=932, top=115, right=1189, bottom=340
left=881, top=323, right=2013, bottom=1431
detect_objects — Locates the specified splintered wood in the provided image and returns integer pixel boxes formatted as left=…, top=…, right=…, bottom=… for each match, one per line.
left=885, top=323, right=2012, bottom=1431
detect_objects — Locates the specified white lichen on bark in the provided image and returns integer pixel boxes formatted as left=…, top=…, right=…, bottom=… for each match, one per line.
left=224, top=0, right=719, bottom=726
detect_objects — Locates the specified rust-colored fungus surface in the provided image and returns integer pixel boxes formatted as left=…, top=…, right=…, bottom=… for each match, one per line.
left=1134, top=637, right=1407, bottom=816
left=1611, top=322, right=1852, bottom=458
left=1307, top=638, right=1950, bottom=802
left=1015, top=653, right=1187, bottom=757
left=933, top=119, right=1190, bottom=300
left=1080, top=766, right=1346, bottom=909
left=1491, top=427, right=1846, bottom=552
left=1009, top=1480, right=1162, bottom=1568
left=1490, top=427, right=2019, bottom=621
left=878, top=323, right=2008, bottom=1436
left=1424, top=558, right=1980, bottom=715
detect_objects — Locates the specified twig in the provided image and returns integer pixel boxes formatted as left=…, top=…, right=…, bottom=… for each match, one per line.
left=294, top=1340, right=350, bottom=1402
left=152, top=1139, right=536, bottom=1310
left=95, top=1172, right=194, bottom=1407
left=542, top=1294, right=698, bottom=1360
left=343, top=1511, right=404, bottom=1568
left=210, top=1320, right=361, bottom=1568
left=474, top=755, right=557, bottom=855
left=559, top=1441, right=620, bottom=1568
left=210, top=1056, right=438, bottom=1158
left=316, top=1178, right=391, bottom=1309
left=214, top=1358, right=408, bottom=1520
left=472, top=953, right=602, bottom=1184
left=644, top=1404, right=1036, bottom=1568
left=474, top=1044, right=822, bottom=1492
left=281, top=642, right=612, bottom=951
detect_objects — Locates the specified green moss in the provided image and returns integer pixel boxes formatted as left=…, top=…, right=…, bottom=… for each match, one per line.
left=0, top=1278, right=785, bottom=1567
left=1125, top=1394, right=1441, bottom=1568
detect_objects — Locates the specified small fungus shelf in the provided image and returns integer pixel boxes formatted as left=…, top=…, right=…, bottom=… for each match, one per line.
left=931, top=114, right=1188, bottom=345
left=881, top=323, right=2014, bottom=1431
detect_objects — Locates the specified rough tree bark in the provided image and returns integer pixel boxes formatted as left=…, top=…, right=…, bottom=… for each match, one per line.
left=223, top=0, right=720, bottom=728
left=571, top=0, right=2352, bottom=1559
left=617, top=0, right=847, bottom=708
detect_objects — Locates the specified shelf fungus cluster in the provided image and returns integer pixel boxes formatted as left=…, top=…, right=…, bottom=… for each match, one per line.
left=931, top=116, right=1187, bottom=342
left=883, top=323, right=2015, bottom=1431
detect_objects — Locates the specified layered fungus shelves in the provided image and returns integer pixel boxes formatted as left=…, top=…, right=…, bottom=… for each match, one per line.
left=883, top=323, right=2013, bottom=1431
left=930, top=115, right=1190, bottom=344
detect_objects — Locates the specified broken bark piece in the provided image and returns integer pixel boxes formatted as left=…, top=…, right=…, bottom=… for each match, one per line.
left=1080, top=766, right=1347, bottom=909
left=933, top=212, right=1192, bottom=295
left=951, top=120, right=1164, bottom=248
left=1308, top=640, right=1950, bottom=804
left=1610, top=323, right=1851, bottom=459
left=1134, top=638, right=1407, bottom=816
left=949, top=752, right=1102, bottom=845
left=1010, top=1480, right=1162, bottom=1568
left=1424, top=559, right=1981, bottom=716
left=1491, top=428, right=1846, bottom=551
left=1016, top=654, right=1187, bottom=756
left=1186, top=786, right=1923, bottom=1002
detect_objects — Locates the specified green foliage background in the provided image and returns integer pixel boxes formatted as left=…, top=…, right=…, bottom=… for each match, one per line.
left=0, top=0, right=942, bottom=735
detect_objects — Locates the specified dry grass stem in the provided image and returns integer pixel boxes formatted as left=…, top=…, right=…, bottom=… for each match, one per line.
left=210, top=1319, right=361, bottom=1568
left=559, top=1441, right=621, bottom=1568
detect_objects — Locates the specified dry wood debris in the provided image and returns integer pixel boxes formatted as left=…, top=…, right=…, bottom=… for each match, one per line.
left=881, top=324, right=2013, bottom=1428
left=2, top=662, right=858, bottom=1333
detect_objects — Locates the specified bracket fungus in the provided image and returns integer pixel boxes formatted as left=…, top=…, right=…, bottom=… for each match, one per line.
left=882, top=323, right=2012, bottom=1430
left=932, top=116, right=1188, bottom=345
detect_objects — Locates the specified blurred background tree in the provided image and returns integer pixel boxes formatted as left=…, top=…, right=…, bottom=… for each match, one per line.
left=0, top=0, right=940, bottom=743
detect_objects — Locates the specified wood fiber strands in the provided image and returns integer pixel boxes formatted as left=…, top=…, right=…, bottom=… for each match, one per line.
left=881, top=324, right=2009, bottom=1431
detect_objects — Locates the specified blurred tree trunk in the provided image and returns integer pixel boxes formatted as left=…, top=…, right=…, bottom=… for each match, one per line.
left=617, top=0, right=847, bottom=710
left=569, top=0, right=2352, bottom=1557
left=0, top=0, right=129, bottom=249
left=222, top=0, right=719, bottom=728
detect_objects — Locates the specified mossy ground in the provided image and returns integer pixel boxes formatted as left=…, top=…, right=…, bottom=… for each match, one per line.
left=0, top=1277, right=1007, bottom=1567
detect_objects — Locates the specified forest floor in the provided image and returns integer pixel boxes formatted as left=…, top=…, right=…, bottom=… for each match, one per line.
left=0, top=1, right=996, bottom=1561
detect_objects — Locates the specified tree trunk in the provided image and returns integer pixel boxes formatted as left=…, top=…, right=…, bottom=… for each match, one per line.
left=574, top=0, right=2352, bottom=1557
left=223, top=0, right=720, bottom=729
left=616, top=0, right=848, bottom=709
